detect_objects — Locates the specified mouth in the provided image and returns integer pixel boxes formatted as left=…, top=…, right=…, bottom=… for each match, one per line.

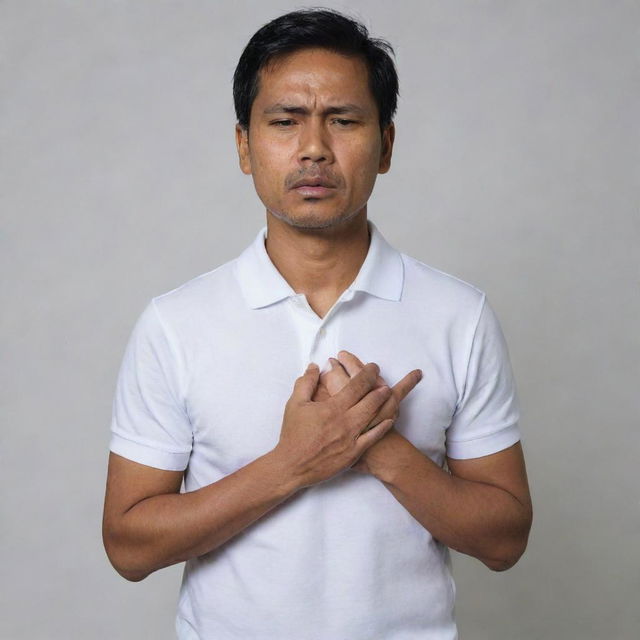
left=293, top=185, right=334, bottom=197
left=290, top=177, right=337, bottom=198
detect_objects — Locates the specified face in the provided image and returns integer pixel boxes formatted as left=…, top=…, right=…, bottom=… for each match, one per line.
left=235, top=48, right=394, bottom=230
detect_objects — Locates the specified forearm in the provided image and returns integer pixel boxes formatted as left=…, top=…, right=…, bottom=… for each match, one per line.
left=375, top=439, right=532, bottom=571
left=107, top=450, right=300, bottom=581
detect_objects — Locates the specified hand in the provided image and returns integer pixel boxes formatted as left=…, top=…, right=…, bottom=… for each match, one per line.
left=274, top=362, right=396, bottom=490
left=314, top=351, right=422, bottom=476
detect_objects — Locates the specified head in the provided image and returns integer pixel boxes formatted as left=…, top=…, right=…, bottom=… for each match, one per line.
left=233, top=9, right=399, bottom=230
left=233, top=8, right=399, bottom=135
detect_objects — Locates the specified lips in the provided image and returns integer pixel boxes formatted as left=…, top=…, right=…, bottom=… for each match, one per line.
left=289, top=174, right=338, bottom=199
left=290, top=177, right=336, bottom=189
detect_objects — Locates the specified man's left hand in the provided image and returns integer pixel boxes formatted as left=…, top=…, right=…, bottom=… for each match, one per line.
left=311, top=351, right=422, bottom=477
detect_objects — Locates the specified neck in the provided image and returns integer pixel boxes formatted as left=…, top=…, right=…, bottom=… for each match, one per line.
left=264, top=209, right=371, bottom=317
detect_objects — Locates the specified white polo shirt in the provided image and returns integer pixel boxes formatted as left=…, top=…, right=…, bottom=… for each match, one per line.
left=109, top=219, right=521, bottom=640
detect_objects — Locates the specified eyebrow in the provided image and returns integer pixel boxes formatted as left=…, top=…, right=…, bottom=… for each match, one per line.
left=263, top=103, right=368, bottom=116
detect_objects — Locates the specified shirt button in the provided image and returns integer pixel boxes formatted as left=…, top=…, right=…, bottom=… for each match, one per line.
left=318, top=328, right=326, bottom=337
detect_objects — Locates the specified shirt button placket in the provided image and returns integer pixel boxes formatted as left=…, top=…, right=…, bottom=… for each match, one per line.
left=291, top=295, right=321, bottom=368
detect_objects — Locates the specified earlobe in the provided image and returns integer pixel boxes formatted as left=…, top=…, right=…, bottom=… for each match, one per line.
left=235, top=124, right=252, bottom=175
left=378, top=123, right=395, bottom=174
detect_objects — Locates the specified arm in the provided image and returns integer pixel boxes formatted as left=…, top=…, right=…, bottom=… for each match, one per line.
left=102, top=449, right=298, bottom=582
left=371, top=436, right=532, bottom=571
left=330, top=350, right=532, bottom=571
left=103, top=363, right=394, bottom=582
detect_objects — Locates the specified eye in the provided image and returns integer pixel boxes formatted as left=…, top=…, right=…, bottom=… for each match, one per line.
left=271, top=119, right=295, bottom=127
left=332, top=118, right=357, bottom=127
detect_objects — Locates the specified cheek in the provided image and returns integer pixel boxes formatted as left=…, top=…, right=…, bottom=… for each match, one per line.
left=251, top=142, right=290, bottom=180
left=249, top=152, right=280, bottom=192
left=352, top=145, right=382, bottom=190
left=347, top=138, right=381, bottom=174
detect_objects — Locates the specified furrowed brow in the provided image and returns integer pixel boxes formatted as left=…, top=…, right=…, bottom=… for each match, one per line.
left=263, top=103, right=368, bottom=116
left=263, top=104, right=309, bottom=115
left=324, top=104, right=367, bottom=116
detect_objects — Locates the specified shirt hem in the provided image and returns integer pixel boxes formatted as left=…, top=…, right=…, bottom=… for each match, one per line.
left=109, top=432, right=190, bottom=471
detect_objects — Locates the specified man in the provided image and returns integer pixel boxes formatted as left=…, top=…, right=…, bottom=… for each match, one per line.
left=103, top=8, right=532, bottom=639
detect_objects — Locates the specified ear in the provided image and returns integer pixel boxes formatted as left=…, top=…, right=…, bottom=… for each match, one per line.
left=235, top=124, right=252, bottom=175
left=378, top=122, right=395, bottom=174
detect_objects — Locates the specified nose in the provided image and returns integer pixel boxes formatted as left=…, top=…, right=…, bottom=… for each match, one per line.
left=297, top=118, right=333, bottom=165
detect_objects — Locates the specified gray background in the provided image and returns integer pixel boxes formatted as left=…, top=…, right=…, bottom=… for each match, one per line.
left=1, top=1, right=638, bottom=638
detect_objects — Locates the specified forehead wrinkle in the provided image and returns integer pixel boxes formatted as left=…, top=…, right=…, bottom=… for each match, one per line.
left=254, top=49, right=376, bottom=118
left=261, top=79, right=371, bottom=116
left=263, top=102, right=370, bottom=117
left=262, top=58, right=368, bottom=96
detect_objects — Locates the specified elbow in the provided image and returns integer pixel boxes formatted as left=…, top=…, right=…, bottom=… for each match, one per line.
left=102, top=527, right=151, bottom=583
left=120, top=569, right=150, bottom=583
left=482, top=541, right=527, bottom=572
left=483, top=508, right=533, bottom=572
left=484, top=553, right=520, bottom=572
left=113, top=558, right=150, bottom=582
left=105, top=546, right=151, bottom=582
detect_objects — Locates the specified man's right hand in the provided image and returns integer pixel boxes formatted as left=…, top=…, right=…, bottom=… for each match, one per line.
left=272, top=362, right=394, bottom=489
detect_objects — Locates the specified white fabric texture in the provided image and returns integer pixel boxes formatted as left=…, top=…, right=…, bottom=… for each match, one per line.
left=109, top=220, right=521, bottom=640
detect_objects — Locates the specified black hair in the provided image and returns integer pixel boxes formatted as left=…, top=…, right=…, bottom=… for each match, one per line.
left=233, top=8, right=399, bottom=132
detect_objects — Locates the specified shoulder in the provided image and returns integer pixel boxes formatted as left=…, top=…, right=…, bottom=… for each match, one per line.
left=400, top=253, right=486, bottom=317
left=149, top=257, right=241, bottom=327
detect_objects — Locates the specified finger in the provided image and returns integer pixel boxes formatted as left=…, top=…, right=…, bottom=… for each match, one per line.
left=292, top=362, right=320, bottom=403
left=354, top=418, right=394, bottom=450
left=330, top=362, right=380, bottom=411
left=324, top=358, right=351, bottom=395
left=329, top=357, right=348, bottom=373
left=368, top=395, right=398, bottom=426
left=338, top=350, right=385, bottom=388
left=336, top=350, right=365, bottom=375
left=347, top=384, right=392, bottom=431
left=311, top=377, right=332, bottom=402
left=392, top=369, right=423, bottom=402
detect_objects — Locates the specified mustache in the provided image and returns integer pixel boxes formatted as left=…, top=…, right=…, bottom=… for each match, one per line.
left=285, top=168, right=343, bottom=190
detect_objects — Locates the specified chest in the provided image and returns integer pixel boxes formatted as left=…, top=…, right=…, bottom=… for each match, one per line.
left=183, top=298, right=461, bottom=484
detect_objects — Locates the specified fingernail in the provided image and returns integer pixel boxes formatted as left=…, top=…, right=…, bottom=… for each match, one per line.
left=417, top=369, right=423, bottom=381
left=307, top=362, right=318, bottom=371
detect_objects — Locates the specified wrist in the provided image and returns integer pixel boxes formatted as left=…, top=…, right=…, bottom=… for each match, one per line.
left=368, top=429, right=414, bottom=485
left=262, top=447, right=305, bottom=497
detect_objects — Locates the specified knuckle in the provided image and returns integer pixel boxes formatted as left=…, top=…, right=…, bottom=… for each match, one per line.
left=367, top=362, right=380, bottom=376
left=378, top=385, right=391, bottom=399
left=345, top=414, right=363, bottom=436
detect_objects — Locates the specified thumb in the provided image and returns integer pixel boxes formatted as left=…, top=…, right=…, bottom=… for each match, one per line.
left=293, top=362, right=320, bottom=402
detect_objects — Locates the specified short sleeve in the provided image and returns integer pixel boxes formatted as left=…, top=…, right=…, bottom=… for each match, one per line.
left=109, top=299, right=192, bottom=470
left=445, top=295, right=521, bottom=459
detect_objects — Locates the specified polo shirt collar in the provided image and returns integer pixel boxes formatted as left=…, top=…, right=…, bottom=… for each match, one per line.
left=234, top=219, right=404, bottom=310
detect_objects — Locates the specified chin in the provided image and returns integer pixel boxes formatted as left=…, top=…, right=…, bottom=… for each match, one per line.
left=267, top=206, right=362, bottom=230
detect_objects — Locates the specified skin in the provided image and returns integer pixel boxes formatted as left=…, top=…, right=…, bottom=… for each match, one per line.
left=235, top=47, right=394, bottom=317
left=102, top=47, right=531, bottom=582
left=317, top=351, right=532, bottom=571
left=104, top=363, right=398, bottom=581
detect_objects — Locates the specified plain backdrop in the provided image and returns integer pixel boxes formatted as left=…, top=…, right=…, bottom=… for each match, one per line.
left=1, top=1, right=638, bottom=638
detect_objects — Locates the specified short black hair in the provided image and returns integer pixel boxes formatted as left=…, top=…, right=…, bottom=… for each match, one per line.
left=233, top=8, right=399, bottom=132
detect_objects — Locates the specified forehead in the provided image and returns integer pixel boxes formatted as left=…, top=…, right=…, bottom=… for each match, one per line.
left=254, top=48, right=374, bottom=109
